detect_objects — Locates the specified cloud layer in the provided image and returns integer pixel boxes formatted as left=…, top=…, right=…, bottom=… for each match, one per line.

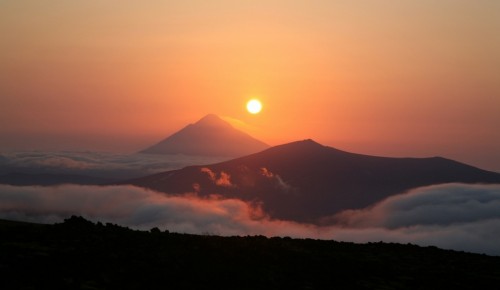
left=334, top=183, right=500, bottom=228
left=0, top=151, right=227, bottom=179
left=331, top=183, right=500, bottom=255
left=1, top=183, right=500, bottom=255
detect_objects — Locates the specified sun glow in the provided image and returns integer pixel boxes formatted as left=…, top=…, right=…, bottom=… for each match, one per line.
left=246, top=99, right=262, bottom=114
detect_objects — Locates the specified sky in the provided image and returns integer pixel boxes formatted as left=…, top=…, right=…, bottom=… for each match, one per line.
left=1, top=1, right=499, bottom=171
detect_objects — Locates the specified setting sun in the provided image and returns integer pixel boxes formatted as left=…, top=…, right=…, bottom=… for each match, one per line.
left=246, top=99, right=262, bottom=114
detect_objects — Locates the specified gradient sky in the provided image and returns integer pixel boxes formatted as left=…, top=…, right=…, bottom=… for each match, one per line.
left=1, top=1, right=499, bottom=171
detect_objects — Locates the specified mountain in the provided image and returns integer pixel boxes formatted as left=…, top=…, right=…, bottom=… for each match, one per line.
left=140, top=114, right=269, bottom=157
left=126, top=139, right=500, bottom=224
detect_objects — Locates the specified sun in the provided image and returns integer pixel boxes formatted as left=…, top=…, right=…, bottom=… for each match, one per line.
left=246, top=99, right=262, bottom=114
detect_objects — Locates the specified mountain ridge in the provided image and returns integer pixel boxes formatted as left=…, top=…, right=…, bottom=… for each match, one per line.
left=127, top=139, right=500, bottom=224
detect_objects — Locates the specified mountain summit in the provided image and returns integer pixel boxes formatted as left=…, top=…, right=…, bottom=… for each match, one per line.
left=140, top=114, right=269, bottom=157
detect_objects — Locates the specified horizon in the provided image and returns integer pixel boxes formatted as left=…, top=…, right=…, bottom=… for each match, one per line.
left=1, top=112, right=498, bottom=172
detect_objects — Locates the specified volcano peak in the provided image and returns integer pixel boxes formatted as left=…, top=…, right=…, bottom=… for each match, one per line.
left=140, top=114, right=269, bottom=157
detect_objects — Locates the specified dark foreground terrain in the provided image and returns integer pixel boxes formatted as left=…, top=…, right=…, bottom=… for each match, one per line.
left=1, top=217, right=499, bottom=290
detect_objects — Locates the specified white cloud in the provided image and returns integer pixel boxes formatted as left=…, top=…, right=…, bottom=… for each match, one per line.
left=334, top=183, right=500, bottom=228
left=331, top=183, right=500, bottom=255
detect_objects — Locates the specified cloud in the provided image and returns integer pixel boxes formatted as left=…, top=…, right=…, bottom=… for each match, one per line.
left=275, top=175, right=294, bottom=192
left=0, top=184, right=264, bottom=234
left=200, top=167, right=234, bottom=187
left=1, top=151, right=227, bottom=179
left=331, top=183, right=500, bottom=255
left=32, top=156, right=92, bottom=170
left=334, top=183, right=500, bottom=228
left=260, top=167, right=274, bottom=178
left=216, top=172, right=233, bottom=187
left=1, top=183, right=500, bottom=255
left=260, top=167, right=294, bottom=192
left=3, top=152, right=99, bottom=170
left=200, top=167, right=216, bottom=180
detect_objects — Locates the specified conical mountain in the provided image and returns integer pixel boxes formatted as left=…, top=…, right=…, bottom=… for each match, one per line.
left=127, top=139, right=500, bottom=224
left=140, top=114, right=269, bottom=157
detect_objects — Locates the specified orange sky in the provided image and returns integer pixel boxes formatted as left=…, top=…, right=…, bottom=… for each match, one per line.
left=1, top=1, right=499, bottom=171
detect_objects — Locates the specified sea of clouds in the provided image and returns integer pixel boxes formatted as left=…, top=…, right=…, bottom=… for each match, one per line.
left=0, top=151, right=227, bottom=179
left=1, top=183, right=499, bottom=255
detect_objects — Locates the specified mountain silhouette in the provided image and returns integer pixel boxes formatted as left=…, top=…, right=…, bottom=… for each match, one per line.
left=127, top=139, right=500, bottom=224
left=140, top=114, right=269, bottom=157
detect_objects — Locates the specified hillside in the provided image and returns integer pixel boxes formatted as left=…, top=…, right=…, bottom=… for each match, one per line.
left=1, top=216, right=500, bottom=289
left=127, top=139, right=500, bottom=223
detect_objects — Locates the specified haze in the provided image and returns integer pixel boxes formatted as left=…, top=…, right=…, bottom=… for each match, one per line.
left=1, top=1, right=499, bottom=171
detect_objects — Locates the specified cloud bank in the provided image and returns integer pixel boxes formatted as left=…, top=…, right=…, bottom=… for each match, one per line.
left=1, top=183, right=500, bottom=255
left=0, top=151, right=227, bottom=179
left=334, top=183, right=500, bottom=228
left=331, top=183, right=500, bottom=255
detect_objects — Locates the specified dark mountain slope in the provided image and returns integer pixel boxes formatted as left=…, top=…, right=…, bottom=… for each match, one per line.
left=127, top=139, right=500, bottom=223
left=2, top=217, right=500, bottom=289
